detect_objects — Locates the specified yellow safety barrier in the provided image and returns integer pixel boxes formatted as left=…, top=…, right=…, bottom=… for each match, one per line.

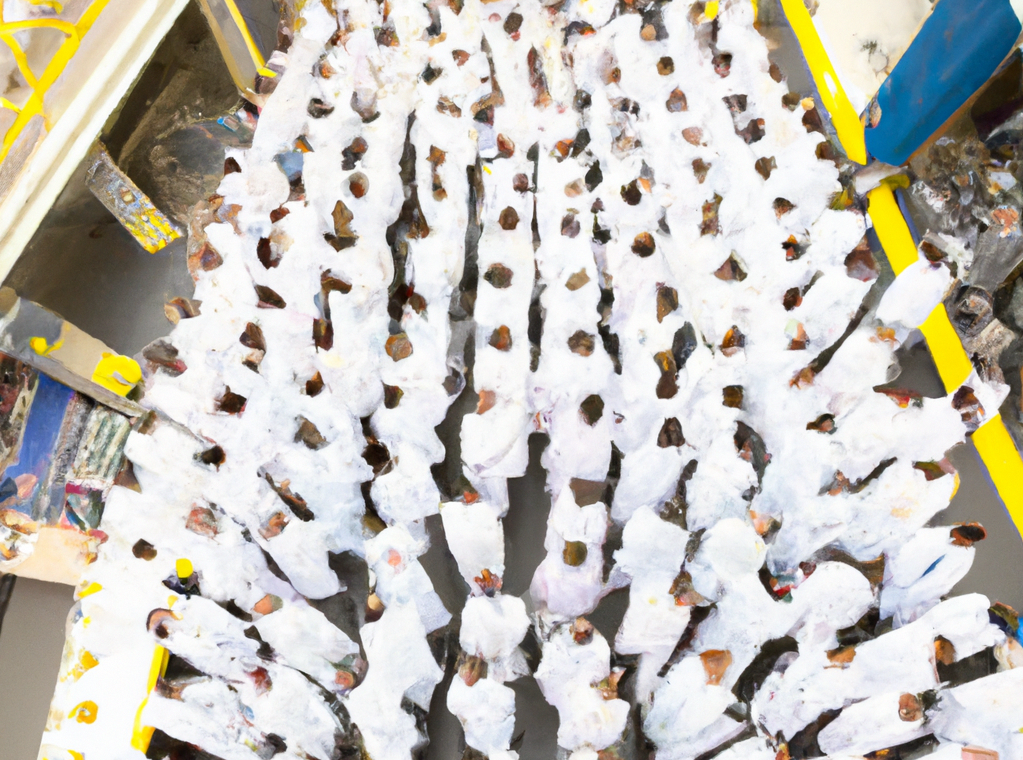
left=129, top=558, right=194, bottom=751
left=197, top=0, right=277, bottom=104
left=221, top=0, right=266, bottom=71
left=865, top=183, right=919, bottom=276
left=0, top=0, right=111, bottom=163
left=778, top=0, right=867, bottom=164
left=973, top=415, right=1023, bottom=537
left=130, top=645, right=169, bottom=752
left=919, top=304, right=974, bottom=394
left=784, top=1, right=1023, bottom=537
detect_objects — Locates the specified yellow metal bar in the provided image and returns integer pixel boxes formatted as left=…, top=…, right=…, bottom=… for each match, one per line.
left=1, top=33, right=42, bottom=91
left=0, top=0, right=110, bottom=161
left=128, top=559, right=194, bottom=752
left=865, top=183, right=919, bottom=276
left=778, top=0, right=867, bottom=164
left=866, top=179, right=973, bottom=393
left=196, top=0, right=270, bottom=103
left=866, top=165, right=1023, bottom=536
left=919, top=304, right=974, bottom=394
left=785, top=0, right=1023, bottom=537
left=221, top=0, right=266, bottom=68
left=973, top=415, right=1023, bottom=539
left=74, top=0, right=111, bottom=36
left=0, top=19, right=78, bottom=37
left=130, top=645, right=170, bottom=752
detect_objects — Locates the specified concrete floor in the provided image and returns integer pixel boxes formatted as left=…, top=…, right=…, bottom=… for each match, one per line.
left=3, top=161, right=195, bottom=357
left=0, top=1, right=1022, bottom=759
left=0, top=579, right=74, bottom=760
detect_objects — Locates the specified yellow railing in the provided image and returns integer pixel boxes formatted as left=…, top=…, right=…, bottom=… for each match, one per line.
left=781, top=0, right=1023, bottom=539
left=196, top=0, right=277, bottom=104
left=0, top=0, right=274, bottom=168
left=778, top=0, right=867, bottom=165
left=0, top=0, right=110, bottom=163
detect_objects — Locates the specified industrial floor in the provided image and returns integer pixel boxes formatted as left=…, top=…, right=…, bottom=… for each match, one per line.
left=0, top=1, right=1021, bottom=759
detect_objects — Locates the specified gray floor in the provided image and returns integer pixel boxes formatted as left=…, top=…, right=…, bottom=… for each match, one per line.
left=0, top=579, right=73, bottom=760
left=0, top=449, right=1018, bottom=760
left=1, top=1, right=1023, bottom=760
left=945, top=442, right=1023, bottom=608
left=3, top=159, right=195, bottom=357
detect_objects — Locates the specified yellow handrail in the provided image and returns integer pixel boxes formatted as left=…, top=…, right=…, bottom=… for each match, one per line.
left=778, top=0, right=867, bottom=164
left=196, top=0, right=276, bottom=103
left=0, top=0, right=110, bottom=163
left=0, top=18, right=78, bottom=36
left=130, top=645, right=170, bottom=752
left=783, top=1, right=1023, bottom=539
left=221, top=0, right=265, bottom=69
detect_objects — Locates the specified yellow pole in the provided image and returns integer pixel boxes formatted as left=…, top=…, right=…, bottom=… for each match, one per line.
left=786, top=2, right=1023, bottom=537
left=778, top=0, right=867, bottom=164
